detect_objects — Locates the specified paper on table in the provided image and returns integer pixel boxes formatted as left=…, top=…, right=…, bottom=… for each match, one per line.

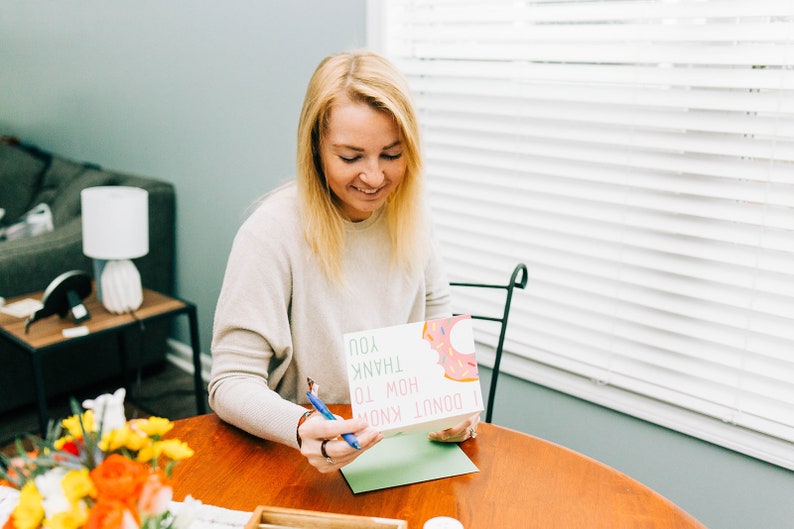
left=340, top=434, right=479, bottom=494
left=0, top=298, right=42, bottom=318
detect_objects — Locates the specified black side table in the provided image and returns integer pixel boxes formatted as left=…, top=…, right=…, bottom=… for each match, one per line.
left=0, top=287, right=206, bottom=433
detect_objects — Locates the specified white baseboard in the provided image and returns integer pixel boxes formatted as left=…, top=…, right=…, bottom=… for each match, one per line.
left=165, top=338, right=211, bottom=383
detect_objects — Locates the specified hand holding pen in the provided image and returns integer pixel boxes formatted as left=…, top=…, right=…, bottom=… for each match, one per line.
left=306, top=385, right=361, bottom=450
left=299, top=377, right=382, bottom=472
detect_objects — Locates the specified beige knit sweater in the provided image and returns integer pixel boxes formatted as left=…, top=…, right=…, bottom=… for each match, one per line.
left=208, top=182, right=451, bottom=448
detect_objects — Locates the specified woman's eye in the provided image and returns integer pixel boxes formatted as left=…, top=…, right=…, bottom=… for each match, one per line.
left=338, top=152, right=402, bottom=163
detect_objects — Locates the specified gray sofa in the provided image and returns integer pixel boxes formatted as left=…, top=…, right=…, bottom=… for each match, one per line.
left=0, top=137, right=176, bottom=417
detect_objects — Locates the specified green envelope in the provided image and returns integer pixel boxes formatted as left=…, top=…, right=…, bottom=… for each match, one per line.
left=340, top=434, right=479, bottom=494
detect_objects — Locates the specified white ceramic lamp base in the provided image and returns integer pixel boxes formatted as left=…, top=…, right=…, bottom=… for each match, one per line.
left=100, top=259, right=144, bottom=314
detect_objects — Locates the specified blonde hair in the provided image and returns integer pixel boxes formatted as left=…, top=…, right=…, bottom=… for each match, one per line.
left=296, top=50, right=425, bottom=281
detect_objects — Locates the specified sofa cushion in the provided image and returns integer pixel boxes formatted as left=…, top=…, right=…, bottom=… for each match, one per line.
left=0, top=143, right=48, bottom=223
left=30, top=157, right=88, bottom=212
left=51, top=166, right=118, bottom=227
left=29, top=157, right=118, bottom=227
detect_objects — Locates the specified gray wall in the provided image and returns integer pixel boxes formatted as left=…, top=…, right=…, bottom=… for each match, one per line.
left=0, top=0, right=367, bottom=353
left=2, top=3, right=793, bottom=529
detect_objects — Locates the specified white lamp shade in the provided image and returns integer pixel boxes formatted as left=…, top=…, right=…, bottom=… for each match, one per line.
left=81, top=186, right=149, bottom=259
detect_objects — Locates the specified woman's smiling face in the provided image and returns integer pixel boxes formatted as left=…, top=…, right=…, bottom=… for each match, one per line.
left=320, top=95, right=406, bottom=222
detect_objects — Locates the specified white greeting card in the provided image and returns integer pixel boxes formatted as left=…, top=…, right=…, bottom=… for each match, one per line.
left=344, top=315, right=484, bottom=437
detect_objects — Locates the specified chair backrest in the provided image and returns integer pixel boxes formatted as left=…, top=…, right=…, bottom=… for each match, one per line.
left=450, top=262, right=528, bottom=423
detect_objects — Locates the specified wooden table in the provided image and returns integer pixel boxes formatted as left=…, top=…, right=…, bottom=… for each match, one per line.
left=0, top=288, right=205, bottom=432
left=168, top=409, right=706, bottom=529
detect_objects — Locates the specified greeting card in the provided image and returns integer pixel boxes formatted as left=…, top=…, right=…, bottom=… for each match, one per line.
left=344, top=315, right=484, bottom=437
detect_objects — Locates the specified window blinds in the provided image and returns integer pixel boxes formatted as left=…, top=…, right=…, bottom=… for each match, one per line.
left=375, top=0, right=794, bottom=468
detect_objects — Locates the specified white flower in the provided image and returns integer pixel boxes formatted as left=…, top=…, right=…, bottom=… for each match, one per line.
left=83, top=388, right=127, bottom=433
left=121, top=508, right=139, bottom=529
left=34, top=468, right=70, bottom=519
left=170, top=495, right=202, bottom=529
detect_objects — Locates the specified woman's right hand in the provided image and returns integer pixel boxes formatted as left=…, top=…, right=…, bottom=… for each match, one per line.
left=298, top=414, right=383, bottom=473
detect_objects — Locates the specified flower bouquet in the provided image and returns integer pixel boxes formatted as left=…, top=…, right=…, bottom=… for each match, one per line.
left=1, top=389, right=199, bottom=529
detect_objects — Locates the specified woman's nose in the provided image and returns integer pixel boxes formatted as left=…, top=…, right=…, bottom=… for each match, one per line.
left=358, top=159, right=385, bottom=187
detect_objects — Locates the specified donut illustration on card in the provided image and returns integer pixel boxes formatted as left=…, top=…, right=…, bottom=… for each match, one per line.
left=422, top=315, right=479, bottom=382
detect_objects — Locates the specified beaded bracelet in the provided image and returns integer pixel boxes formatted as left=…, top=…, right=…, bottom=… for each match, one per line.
left=296, top=409, right=315, bottom=448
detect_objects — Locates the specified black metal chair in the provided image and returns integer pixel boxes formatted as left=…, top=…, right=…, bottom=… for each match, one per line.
left=450, top=262, right=528, bottom=423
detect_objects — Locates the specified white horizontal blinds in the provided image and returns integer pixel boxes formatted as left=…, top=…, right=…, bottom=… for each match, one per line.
left=380, top=0, right=794, bottom=460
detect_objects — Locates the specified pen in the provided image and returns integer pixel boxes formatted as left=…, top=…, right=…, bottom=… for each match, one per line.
left=305, top=390, right=362, bottom=450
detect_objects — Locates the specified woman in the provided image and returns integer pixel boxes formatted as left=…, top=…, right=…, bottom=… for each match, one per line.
left=209, top=50, right=479, bottom=473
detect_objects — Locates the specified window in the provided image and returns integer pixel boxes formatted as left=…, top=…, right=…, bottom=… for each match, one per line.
left=371, top=0, right=794, bottom=469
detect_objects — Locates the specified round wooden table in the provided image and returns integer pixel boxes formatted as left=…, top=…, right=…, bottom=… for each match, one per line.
left=167, top=410, right=706, bottom=529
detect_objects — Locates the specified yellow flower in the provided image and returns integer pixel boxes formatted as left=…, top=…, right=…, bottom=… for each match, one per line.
left=61, top=411, right=95, bottom=438
left=12, top=482, right=44, bottom=529
left=158, top=439, right=194, bottom=461
left=133, top=417, right=174, bottom=437
left=52, top=436, right=72, bottom=451
left=61, top=469, right=96, bottom=503
left=136, top=439, right=193, bottom=464
left=44, top=501, right=89, bottom=529
left=123, top=430, right=151, bottom=452
left=136, top=444, right=157, bottom=464
left=99, top=424, right=148, bottom=453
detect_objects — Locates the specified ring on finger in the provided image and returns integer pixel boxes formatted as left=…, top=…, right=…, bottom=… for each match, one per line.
left=321, top=439, right=334, bottom=464
left=469, top=426, right=478, bottom=439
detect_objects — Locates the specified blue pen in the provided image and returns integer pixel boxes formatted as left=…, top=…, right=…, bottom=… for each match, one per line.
left=306, top=390, right=362, bottom=450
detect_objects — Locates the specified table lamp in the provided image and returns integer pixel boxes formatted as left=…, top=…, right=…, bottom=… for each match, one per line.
left=80, top=186, right=149, bottom=314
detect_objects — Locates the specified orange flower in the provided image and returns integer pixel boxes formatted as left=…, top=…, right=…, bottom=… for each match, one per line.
left=90, top=454, right=149, bottom=503
left=3, top=514, right=16, bottom=529
left=84, top=500, right=137, bottom=529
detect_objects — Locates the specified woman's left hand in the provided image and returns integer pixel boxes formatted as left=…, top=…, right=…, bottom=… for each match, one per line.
left=427, top=412, right=480, bottom=443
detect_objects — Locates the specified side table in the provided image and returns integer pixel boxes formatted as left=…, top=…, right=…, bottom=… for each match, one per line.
left=0, top=287, right=206, bottom=433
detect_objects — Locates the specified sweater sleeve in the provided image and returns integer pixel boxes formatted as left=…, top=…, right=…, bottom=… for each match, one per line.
left=207, top=196, right=307, bottom=448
